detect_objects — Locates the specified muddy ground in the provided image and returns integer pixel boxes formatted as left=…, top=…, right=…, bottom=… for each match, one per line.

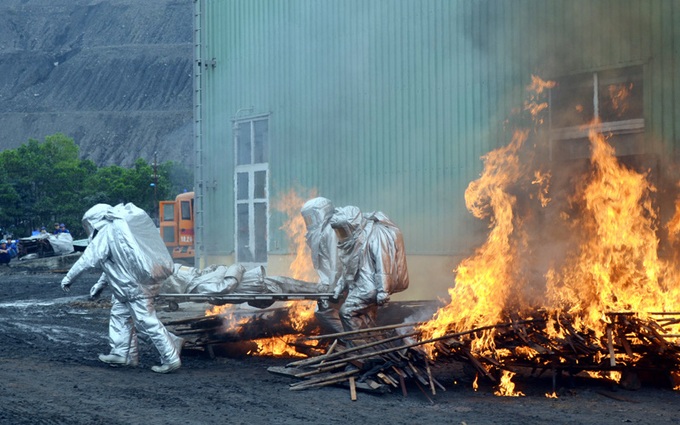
left=0, top=268, right=678, bottom=425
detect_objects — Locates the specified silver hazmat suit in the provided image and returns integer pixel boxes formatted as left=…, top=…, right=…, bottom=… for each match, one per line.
left=330, top=206, right=409, bottom=332
left=61, top=203, right=181, bottom=370
left=301, top=197, right=344, bottom=333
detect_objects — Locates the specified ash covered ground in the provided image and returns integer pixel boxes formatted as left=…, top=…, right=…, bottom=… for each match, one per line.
left=0, top=269, right=678, bottom=425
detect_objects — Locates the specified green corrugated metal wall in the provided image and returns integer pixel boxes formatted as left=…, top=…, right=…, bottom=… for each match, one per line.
left=197, top=0, right=680, bottom=258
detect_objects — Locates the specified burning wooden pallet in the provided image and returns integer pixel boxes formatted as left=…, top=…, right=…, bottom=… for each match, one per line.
left=272, top=310, right=680, bottom=398
left=162, top=300, right=437, bottom=358
left=164, top=306, right=327, bottom=358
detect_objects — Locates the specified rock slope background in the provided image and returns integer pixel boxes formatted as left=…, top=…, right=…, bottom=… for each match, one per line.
left=0, top=0, right=193, bottom=167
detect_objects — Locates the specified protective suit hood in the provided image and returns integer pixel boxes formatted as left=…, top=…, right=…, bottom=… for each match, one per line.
left=330, top=206, right=365, bottom=244
left=302, top=197, right=335, bottom=270
left=301, top=197, right=334, bottom=231
left=81, top=203, right=118, bottom=239
left=330, top=206, right=367, bottom=279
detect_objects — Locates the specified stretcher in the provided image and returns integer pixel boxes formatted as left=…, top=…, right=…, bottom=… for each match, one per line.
left=157, top=292, right=334, bottom=311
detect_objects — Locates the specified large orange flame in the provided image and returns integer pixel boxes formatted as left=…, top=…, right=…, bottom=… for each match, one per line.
left=418, top=78, right=555, bottom=350
left=546, top=124, right=673, bottom=334
left=418, top=128, right=530, bottom=350
left=419, top=74, right=680, bottom=361
left=250, top=187, right=320, bottom=356
left=272, top=187, right=318, bottom=330
left=274, top=187, right=319, bottom=282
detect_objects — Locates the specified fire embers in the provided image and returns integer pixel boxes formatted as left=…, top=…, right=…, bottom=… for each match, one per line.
left=165, top=305, right=325, bottom=358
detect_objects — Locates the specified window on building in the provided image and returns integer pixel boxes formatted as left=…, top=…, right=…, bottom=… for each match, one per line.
left=233, top=115, right=269, bottom=265
left=549, top=65, right=644, bottom=159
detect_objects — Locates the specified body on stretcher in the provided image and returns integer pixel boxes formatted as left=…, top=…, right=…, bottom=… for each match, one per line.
left=159, top=262, right=332, bottom=310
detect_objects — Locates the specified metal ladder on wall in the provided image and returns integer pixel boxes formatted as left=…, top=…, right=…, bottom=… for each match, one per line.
left=192, top=0, right=205, bottom=268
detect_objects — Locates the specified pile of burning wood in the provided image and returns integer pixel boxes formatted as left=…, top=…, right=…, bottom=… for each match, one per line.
left=163, top=306, right=680, bottom=399
left=430, top=311, right=680, bottom=392
left=271, top=310, right=680, bottom=398
left=164, top=306, right=325, bottom=358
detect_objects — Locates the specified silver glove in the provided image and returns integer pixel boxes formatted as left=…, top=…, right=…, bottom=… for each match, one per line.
left=89, top=282, right=106, bottom=300
left=60, top=276, right=72, bottom=293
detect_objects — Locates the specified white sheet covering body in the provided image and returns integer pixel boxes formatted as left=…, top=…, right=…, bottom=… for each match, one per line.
left=160, top=264, right=318, bottom=296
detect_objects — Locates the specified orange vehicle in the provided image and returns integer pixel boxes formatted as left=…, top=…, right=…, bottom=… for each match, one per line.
left=159, top=191, right=194, bottom=264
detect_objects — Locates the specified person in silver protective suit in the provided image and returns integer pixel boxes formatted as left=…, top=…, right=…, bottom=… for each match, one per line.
left=301, top=197, right=344, bottom=334
left=60, top=203, right=183, bottom=374
left=330, top=205, right=409, bottom=333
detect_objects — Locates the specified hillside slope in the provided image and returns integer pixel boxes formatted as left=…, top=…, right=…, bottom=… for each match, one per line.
left=0, top=0, right=193, bottom=167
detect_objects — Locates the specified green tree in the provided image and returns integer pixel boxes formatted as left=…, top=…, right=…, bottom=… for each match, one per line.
left=0, top=133, right=87, bottom=236
left=0, top=166, right=20, bottom=230
left=87, top=158, right=180, bottom=219
left=0, top=133, right=194, bottom=238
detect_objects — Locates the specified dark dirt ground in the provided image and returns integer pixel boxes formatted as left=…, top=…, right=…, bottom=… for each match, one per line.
left=1, top=268, right=679, bottom=425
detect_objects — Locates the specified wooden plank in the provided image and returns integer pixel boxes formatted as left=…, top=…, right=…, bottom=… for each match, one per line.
left=289, top=369, right=359, bottom=390
left=307, top=322, right=420, bottom=340
left=398, top=372, right=407, bottom=397
left=320, top=339, right=338, bottom=364
left=349, top=377, right=357, bottom=401
left=267, top=366, right=307, bottom=378
left=606, top=326, right=617, bottom=367
left=426, top=362, right=436, bottom=395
